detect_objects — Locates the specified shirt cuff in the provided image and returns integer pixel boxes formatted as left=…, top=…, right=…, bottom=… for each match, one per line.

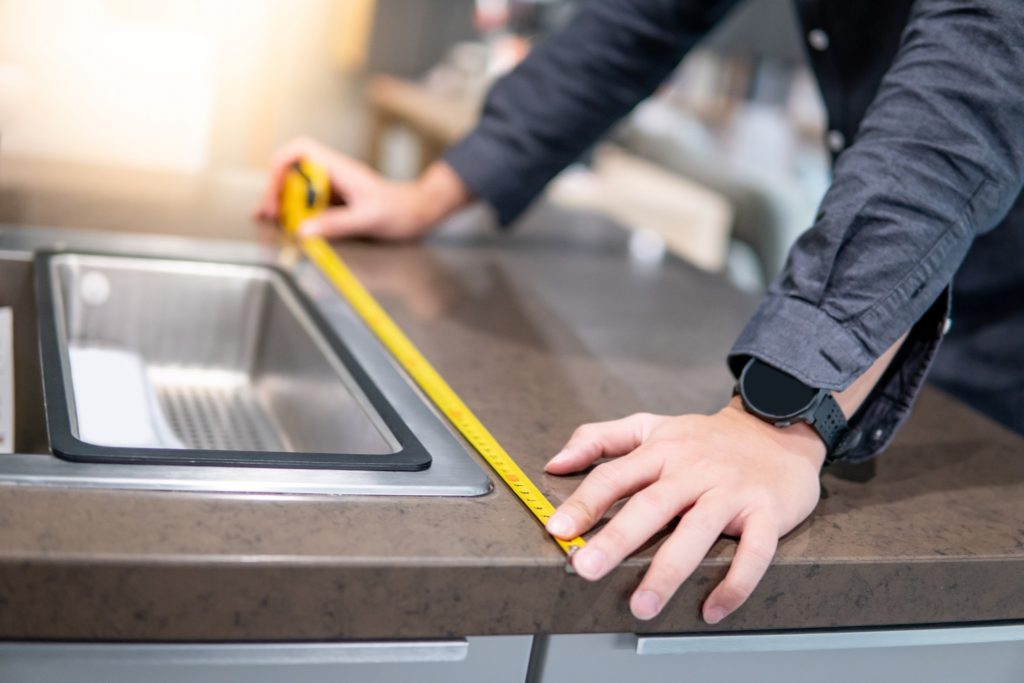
left=728, top=290, right=952, bottom=463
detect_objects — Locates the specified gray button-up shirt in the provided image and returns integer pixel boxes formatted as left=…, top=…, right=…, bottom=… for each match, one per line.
left=444, top=0, right=1024, bottom=461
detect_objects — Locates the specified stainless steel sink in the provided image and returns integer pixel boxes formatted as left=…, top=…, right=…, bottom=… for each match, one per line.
left=0, top=229, right=492, bottom=496
left=38, top=252, right=430, bottom=471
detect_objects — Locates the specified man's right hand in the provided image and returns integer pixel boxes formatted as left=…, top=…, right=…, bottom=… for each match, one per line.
left=254, top=137, right=471, bottom=241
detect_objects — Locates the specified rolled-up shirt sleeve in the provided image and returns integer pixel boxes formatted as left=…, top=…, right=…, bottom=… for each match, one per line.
left=444, top=0, right=737, bottom=225
left=728, top=0, right=1024, bottom=461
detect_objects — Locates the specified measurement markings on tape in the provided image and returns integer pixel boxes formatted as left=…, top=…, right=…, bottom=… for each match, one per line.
left=281, top=161, right=585, bottom=556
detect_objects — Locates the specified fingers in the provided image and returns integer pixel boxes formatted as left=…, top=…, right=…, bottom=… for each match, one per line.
left=629, top=492, right=738, bottom=620
left=545, top=413, right=664, bottom=475
left=569, top=476, right=709, bottom=582
left=701, top=514, right=778, bottom=624
left=545, top=447, right=664, bottom=539
left=255, top=137, right=319, bottom=220
left=255, top=137, right=363, bottom=221
left=544, top=411, right=795, bottom=625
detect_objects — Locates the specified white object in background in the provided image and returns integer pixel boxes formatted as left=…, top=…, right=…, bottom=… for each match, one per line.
left=549, top=146, right=732, bottom=272
left=629, top=228, right=668, bottom=265
left=68, top=346, right=184, bottom=450
left=0, top=308, right=13, bottom=454
left=724, top=102, right=796, bottom=180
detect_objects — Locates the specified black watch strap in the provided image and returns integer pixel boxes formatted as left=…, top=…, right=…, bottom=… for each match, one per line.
left=811, top=393, right=849, bottom=463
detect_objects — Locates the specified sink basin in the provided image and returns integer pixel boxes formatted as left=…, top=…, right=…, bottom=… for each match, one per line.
left=0, top=232, right=491, bottom=496
left=37, top=252, right=432, bottom=470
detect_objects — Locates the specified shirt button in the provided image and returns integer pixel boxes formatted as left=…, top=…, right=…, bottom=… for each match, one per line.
left=808, top=28, right=830, bottom=51
left=827, top=130, right=846, bottom=153
left=872, top=428, right=885, bottom=442
left=940, top=317, right=953, bottom=336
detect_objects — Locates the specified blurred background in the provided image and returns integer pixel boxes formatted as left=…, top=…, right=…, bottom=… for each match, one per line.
left=0, top=0, right=832, bottom=291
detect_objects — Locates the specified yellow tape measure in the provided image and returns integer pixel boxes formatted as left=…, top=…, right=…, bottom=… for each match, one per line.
left=281, top=160, right=586, bottom=556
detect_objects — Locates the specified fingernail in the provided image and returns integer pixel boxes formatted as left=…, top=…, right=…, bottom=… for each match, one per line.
left=704, top=606, right=728, bottom=625
left=546, top=450, right=570, bottom=468
left=572, top=547, right=607, bottom=580
left=631, top=590, right=661, bottom=620
left=298, top=220, right=316, bottom=236
left=545, top=511, right=574, bottom=537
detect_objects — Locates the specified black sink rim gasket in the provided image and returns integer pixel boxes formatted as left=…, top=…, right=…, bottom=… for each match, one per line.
left=34, top=249, right=432, bottom=472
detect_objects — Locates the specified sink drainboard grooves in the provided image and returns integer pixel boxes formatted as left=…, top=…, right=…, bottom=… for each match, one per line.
left=149, top=367, right=285, bottom=452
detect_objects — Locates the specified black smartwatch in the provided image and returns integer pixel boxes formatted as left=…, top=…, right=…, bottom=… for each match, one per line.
left=736, top=358, right=852, bottom=464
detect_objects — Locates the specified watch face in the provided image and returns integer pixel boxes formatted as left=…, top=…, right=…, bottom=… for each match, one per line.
left=741, top=360, right=818, bottom=420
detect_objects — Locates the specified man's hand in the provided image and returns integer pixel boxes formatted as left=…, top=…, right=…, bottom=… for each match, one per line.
left=544, top=399, right=825, bottom=623
left=254, top=137, right=470, bottom=240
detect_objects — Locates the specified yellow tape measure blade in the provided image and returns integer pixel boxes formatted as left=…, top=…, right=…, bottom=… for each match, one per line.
left=280, top=162, right=585, bottom=557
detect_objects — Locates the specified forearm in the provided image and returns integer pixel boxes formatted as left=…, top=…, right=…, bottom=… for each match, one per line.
left=834, top=332, right=907, bottom=418
left=409, top=161, right=473, bottom=229
left=735, top=0, right=1024, bottom=384
left=444, top=0, right=738, bottom=225
left=730, top=1, right=1024, bottom=460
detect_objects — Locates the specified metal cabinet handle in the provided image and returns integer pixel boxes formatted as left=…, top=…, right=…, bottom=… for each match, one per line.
left=0, top=640, right=470, bottom=665
left=636, top=624, right=1024, bottom=656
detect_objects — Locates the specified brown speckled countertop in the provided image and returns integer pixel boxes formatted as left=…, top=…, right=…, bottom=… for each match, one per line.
left=1, top=161, right=1023, bottom=641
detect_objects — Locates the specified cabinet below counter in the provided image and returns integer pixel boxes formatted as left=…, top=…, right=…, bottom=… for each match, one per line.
left=4, top=627, right=1024, bottom=683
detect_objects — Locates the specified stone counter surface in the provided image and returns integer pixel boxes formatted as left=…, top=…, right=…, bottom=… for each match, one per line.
left=0, top=163, right=1022, bottom=640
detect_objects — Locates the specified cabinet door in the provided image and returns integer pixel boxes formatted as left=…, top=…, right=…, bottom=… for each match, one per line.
left=538, top=625, right=1024, bottom=683
left=0, top=635, right=532, bottom=683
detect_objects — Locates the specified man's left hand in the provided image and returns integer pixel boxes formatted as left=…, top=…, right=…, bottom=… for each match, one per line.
left=544, top=398, right=825, bottom=623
